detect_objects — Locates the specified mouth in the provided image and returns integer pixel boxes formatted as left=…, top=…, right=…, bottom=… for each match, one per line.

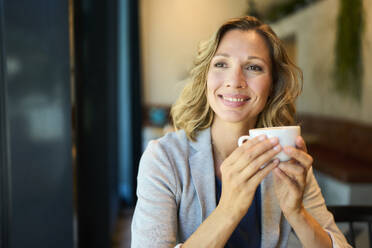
left=218, top=94, right=251, bottom=107
left=218, top=94, right=251, bottom=102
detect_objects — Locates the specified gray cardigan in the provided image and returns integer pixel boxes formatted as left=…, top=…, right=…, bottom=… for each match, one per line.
left=131, top=128, right=350, bottom=247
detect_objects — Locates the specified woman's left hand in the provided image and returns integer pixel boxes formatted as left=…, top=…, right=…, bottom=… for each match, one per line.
left=273, top=136, right=313, bottom=217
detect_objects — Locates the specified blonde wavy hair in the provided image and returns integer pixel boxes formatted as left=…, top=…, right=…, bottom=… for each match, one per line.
left=171, top=16, right=303, bottom=141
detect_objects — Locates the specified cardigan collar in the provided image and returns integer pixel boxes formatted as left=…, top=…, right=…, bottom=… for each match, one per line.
left=188, top=128, right=217, bottom=220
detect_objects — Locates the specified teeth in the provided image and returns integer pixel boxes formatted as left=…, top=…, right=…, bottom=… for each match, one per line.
left=223, top=96, right=247, bottom=102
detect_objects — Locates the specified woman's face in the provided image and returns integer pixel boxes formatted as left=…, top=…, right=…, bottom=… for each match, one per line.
left=206, top=29, right=272, bottom=127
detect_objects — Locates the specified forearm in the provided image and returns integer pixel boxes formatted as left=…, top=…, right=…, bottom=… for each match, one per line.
left=286, top=207, right=332, bottom=248
left=182, top=206, right=240, bottom=248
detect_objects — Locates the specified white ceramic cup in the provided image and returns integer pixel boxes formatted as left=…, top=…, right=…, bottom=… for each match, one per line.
left=238, top=126, right=301, bottom=162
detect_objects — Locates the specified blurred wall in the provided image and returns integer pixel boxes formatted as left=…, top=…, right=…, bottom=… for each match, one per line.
left=272, top=0, right=372, bottom=124
left=140, top=0, right=247, bottom=105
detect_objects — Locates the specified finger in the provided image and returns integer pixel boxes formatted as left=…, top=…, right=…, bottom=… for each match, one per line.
left=249, top=159, right=279, bottom=186
left=239, top=144, right=282, bottom=180
left=242, top=142, right=282, bottom=174
left=235, top=137, right=279, bottom=171
left=295, top=136, right=307, bottom=153
left=252, top=144, right=282, bottom=170
left=274, top=167, right=299, bottom=191
left=224, top=134, right=268, bottom=165
left=278, top=161, right=306, bottom=178
left=241, top=134, right=268, bottom=149
left=283, top=146, right=313, bottom=170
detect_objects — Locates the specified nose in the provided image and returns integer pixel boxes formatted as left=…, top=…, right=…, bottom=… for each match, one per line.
left=224, top=66, right=247, bottom=88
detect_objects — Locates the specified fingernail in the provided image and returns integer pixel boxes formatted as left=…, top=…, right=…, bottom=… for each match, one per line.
left=259, top=134, right=267, bottom=141
left=273, top=144, right=281, bottom=151
left=270, top=137, right=278, bottom=144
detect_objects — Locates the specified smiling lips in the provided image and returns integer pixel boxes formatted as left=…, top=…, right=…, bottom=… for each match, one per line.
left=219, top=94, right=251, bottom=107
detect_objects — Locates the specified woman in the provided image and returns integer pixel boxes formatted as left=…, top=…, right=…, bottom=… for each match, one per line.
left=131, top=16, right=350, bottom=248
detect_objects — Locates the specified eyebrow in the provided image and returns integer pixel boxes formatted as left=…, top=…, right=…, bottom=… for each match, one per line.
left=214, top=53, right=267, bottom=63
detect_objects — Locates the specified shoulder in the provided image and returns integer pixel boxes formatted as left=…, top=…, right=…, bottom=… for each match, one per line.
left=140, top=130, right=190, bottom=178
left=157, top=129, right=189, bottom=149
left=140, top=128, right=211, bottom=177
left=138, top=130, right=190, bottom=198
left=145, top=129, right=189, bottom=160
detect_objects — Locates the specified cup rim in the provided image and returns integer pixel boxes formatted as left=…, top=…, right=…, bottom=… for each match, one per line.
left=251, top=125, right=300, bottom=131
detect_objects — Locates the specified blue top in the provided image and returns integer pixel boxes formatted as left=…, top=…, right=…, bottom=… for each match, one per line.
left=215, top=177, right=261, bottom=248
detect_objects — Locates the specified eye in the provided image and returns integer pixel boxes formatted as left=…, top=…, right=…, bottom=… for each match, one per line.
left=214, top=62, right=227, bottom=68
left=246, top=65, right=263, bottom=71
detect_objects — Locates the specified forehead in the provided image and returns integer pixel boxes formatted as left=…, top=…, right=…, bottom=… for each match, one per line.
left=216, top=29, right=271, bottom=61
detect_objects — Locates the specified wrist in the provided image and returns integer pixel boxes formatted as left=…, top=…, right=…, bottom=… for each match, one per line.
left=283, top=207, right=333, bottom=248
left=183, top=205, right=241, bottom=248
left=284, top=205, right=306, bottom=224
left=215, top=204, right=243, bottom=225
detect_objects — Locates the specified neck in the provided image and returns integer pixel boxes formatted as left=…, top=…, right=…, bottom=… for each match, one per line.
left=211, top=118, right=256, bottom=163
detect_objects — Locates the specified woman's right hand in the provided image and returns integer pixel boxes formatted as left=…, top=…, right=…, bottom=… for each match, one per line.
left=183, top=135, right=282, bottom=248
left=217, top=135, right=282, bottom=220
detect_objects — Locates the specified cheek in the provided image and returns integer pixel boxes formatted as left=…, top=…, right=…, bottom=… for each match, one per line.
left=206, top=72, right=222, bottom=93
left=250, top=77, right=272, bottom=98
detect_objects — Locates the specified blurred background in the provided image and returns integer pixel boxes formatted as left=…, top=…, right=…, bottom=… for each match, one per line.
left=1, top=0, right=371, bottom=247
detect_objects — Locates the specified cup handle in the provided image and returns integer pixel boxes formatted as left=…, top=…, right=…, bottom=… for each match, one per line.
left=238, top=135, right=251, bottom=147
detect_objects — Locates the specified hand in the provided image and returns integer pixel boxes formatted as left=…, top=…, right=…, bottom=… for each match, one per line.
left=273, top=136, right=313, bottom=217
left=217, top=135, right=281, bottom=220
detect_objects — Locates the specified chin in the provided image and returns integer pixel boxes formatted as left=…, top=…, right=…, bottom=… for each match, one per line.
left=216, top=112, right=254, bottom=124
